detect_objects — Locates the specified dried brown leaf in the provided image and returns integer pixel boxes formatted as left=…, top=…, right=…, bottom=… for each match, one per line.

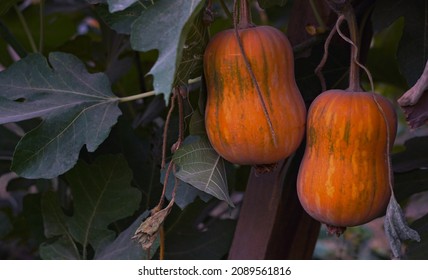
left=398, top=60, right=428, bottom=128
left=132, top=205, right=172, bottom=251
left=384, top=195, right=420, bottom=259
left=399, top=91, right=428, bottom=129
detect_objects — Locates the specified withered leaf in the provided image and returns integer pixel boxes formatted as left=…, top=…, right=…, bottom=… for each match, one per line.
left=132, top=205, right=172, bottom=251
left=384, top=195, right=420, bottom=259
left=398, top=60, right=428, bottom=128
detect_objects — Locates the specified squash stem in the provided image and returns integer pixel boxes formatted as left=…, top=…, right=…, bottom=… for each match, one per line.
left=236, top=0, right=255, bottom=29
left=342, top=5, right=361, bottom=92
left=233, top=0, right=278, bottom=147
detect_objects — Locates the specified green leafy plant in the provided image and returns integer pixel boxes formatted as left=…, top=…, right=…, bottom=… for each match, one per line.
left=0, top=0, right=427, bottom=260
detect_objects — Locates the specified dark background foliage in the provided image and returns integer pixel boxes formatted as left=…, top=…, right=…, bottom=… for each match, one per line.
left=0, top=0, right=427, bottom=259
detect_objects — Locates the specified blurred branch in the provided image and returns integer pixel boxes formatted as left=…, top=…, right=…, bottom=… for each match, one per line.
left=0, top=20, right=28, bottom=58
left=14, top=5, right=37, bottom=53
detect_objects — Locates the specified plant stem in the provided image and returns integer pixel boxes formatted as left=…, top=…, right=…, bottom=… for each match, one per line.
left=233, top=0, right=277, bottom=147
left=14, top=5, right=37, bottom=53
left=0, top=20, right=28, bottom=58
left=314, top=16, right=343, bottom=92
left=39, top=0, right=45, bottom=52
left=119, top=76, right=201, bottom=103
left=342, top=4, right=361, bottom=91
left=118, top=90, right=156, bottom=103
left=236, top=0, right=254, bottom=29
left=161, top=93, right=177, bottom=169
left=159, top=226, right=165, bottom=260
left=309, top=0, right=327, bottom=31
left=188, top=76, right=201, bottom=84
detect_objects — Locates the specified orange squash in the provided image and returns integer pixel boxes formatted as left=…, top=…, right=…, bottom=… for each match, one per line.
left=297, top=90, right=397, bottom=232
left=203, top=2, right=306, bottom=166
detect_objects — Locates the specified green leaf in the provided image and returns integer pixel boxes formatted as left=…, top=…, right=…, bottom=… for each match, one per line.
left=40, top=191, right=80, bottom=260
left=257, top=0, right=287, bottom=9
left=0, top=52, right=121, bottom=179
left=372, top=0, right=428, bottom=86
left=366, top=18, right=407, bottom=90
left=130, top=0, right=205, bottom=103
left=174, top=7, right=209, bottom=87
left=384, top=195, right=420, bottom=259
left=172, top=136, right=233, bottom=206
left=65, top=154, right=142, bottom=253
left=40, top=155, right=142, bottom=259
left=95, top=211, right=159, bottom=260
left=161, top=162, right=212, bottom=210
left=40, top=237, right=82, bottom=260
left=96, top=4, right=143, bottom=35
left=107, top=0, right=139, bottom=12
left=189, top=109, right=206, bottom=136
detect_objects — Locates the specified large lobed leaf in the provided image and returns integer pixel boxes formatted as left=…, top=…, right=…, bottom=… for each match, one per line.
left=130, top=0, right=205, bottom=103
left=40, top=191, right=80, bottom=260
left=172, top=137, right=233, bottom=207
left=40, top=155, right=142, bottom=259
left=0, top=52, right=121, bottom=179
left=65, top=155, right=142, bottom=252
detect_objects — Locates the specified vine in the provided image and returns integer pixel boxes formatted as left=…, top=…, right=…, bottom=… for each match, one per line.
left=233, top=0, right=278, bottom=147
left=132, top=86, right=186, bottom=259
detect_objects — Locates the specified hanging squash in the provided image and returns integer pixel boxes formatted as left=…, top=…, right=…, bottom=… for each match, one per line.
left=296, top=5, right=397, bottom=235
left=203, top=0, right=306, bottom=167
left=297, top=90, right=397, bottom=233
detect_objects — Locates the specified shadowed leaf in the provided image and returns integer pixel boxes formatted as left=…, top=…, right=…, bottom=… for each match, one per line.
left=66, top=155, right=142, bottom=252
left=174, top=7, right=209, bottom=87
left=0, top=52, right=121, bottom=179
left=172, top=137, right=233, bottom=206
left=40, top=191, right=80, bottom=260
left=130, top=0, right=205, bottom=103
left=161, top=162, right=212, bottom=210
left=40, top=155, right=142, bottom=259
